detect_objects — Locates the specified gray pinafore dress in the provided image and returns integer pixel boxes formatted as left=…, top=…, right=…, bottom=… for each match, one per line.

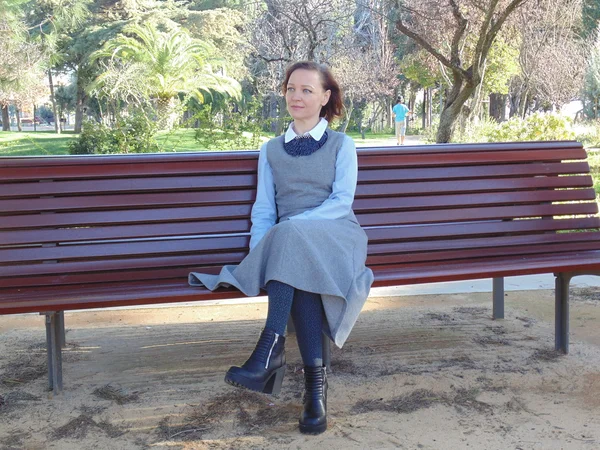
left=189, top=130, right=374, bottom=347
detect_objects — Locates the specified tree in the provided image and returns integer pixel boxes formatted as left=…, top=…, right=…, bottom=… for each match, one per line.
left=183, top=7, right=250, bottom=81
left=0, top=0, right=46, bottom=131
left=583, top=39, right=600, bottom=119
left=582, top=0, right=600, bottom=40
left=510, top=0, right=586, bottom=117
left=246, top=0, right=363, bottom=133
left=392, top=0, right=529, bottom=142
left=334, top=0, right=400, bottom=133
left=90, top=22, right=241, bottom=129
left=27, top=0, right=92, bottom=133
left=483, top=35, right=520, bottom=122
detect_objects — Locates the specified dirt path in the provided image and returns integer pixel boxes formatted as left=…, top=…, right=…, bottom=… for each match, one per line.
left=1, top=289, right=599, bottom=449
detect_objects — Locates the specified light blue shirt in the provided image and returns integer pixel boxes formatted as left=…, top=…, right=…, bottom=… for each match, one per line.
left=250, top=118, right=358, bottom=250
left=393, top=103, right=409, bottom=122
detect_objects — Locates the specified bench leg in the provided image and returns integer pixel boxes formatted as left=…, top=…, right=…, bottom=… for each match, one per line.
left=57, top=311, right=66, bottom=348
left=555, top=274, right=570, bottom=354
left=43, top=311, right=64, bottom=394
left=493, top=277, right=504, bottom=319
left=286, top=316, right=295, bottom=334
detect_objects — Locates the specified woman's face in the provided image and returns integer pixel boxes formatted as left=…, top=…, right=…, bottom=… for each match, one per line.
left=285, top=69, right=331, bottom=123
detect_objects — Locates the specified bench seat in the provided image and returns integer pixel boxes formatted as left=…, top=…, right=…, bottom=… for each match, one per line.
left=1, top=249, right=600, bottom=315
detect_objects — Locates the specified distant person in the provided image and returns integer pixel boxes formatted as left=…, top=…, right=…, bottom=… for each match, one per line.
left=392, top=97, right=412, bottom=145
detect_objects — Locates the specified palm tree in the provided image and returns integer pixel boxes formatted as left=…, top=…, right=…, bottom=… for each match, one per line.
left=91, top=22, right=241, bottom=129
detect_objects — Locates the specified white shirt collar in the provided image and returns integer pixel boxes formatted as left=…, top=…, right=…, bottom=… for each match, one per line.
left=284, top=117, right=328, bottom=143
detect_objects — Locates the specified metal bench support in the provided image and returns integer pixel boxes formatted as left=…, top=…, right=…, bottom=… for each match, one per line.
left=43, top=311, right=65, bottom=394
left=493, top=277, right=505, bottom=319
left=555, top=273, right=571, bottom=354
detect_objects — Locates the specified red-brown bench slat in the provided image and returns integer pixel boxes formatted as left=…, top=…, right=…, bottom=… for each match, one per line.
left=0, top=152, right=259, bottom=181
left=0, top=219, right=251, bottom=246
left=0, top=265, right=227, bottom=289
left=358, top=203, right=598, bottom=227
left=365, top=217, right=600, bottom=242
left=0, top=189, right=256, bottom=214
left=0, top=252, right=247, bottom=284
left=356, top=148, right=588, bottom=168
left=370, top=250, right=600, bottom=287
left=354, top=189, right=597, bottom=212
left=367, top=231, right=600, bottom=256
left=0, top=204, right=254, bottom=230
left=358, top=162, right=590, bottom=183
left=0, top=235, right=248, bottom=264
left=0, top=174, right=257, bottom=199
left=355, top=175, right=594, bottom=197
left=357, top=141, right=583, bottom=157
left=367, top=240, right=600, bottom=266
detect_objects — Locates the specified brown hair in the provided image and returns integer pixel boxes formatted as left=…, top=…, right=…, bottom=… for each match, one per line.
left=281, top=61, right=344, bottom=123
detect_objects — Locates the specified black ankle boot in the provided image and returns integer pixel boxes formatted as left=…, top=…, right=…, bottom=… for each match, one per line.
left=224, top=328, right=286, bottom=395
left=299, top=365, right=327, bottom=434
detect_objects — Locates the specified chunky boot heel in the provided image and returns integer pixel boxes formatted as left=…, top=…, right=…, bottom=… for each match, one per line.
left=225, top=328, right=286, bottom=395
left=263, top=365, right=286, bottom=395
left=299, top=365, right=327, bottom=434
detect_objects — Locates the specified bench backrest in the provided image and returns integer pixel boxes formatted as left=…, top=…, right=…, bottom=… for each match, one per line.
left=1, top=141, right=597, bottom=293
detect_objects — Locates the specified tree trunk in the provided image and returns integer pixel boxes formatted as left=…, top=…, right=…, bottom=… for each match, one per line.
left=1, top=105, right=10, bottom=131
left=408, top=90, right=417, bottom=129
left=427, top=87, right=433, bottom=128
left=509, top=92, right=520, bottom=118
left=422, top=88, right=427, bottom=129
left=340, top=98, right=353, bottom=133
left=489, top=93, right=507, bottom=122
left=518, top=89, right=529, bottom=118
left=16, top=105, right=22, bottom=131
left=48, top=69, right=60, bottom=134
left=276, top=96, right=286, bottom=136
left=436, top=79, right=477, bottom=143
left=74, top=72, right=86, bottom=133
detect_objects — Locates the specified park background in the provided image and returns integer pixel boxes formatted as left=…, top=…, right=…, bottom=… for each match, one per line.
left=1, top=0, right=600, bottom=158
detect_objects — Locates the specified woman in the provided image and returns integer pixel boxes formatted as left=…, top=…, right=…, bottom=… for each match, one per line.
left=189, top=61, right=373, bottom=435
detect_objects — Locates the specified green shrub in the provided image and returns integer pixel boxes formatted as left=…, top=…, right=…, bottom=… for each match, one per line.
left=450, top=112, right=576, bottom=143
left=453, top=117, right=502, bottom=143
left=110, top=112, right=159, bottom=154
left=68, top=111, right=159, bottom=155
left=194, top=103, right=265, bottom=151
left=68, top=120, right=113, bottom=154
left=488, top=113, right=575, bottom=142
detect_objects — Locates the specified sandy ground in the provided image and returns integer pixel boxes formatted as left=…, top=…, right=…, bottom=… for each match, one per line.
left=1, top=288, right=599, bottom=450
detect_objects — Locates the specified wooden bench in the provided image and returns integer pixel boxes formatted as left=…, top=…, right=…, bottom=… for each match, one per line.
left=2, top=141, right=599, bottom=395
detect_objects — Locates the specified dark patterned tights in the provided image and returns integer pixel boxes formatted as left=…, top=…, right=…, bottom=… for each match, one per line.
left=265, top=280, right=324, bottom=367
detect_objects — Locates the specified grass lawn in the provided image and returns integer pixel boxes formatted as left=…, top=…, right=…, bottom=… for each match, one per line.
left=0, top=131, right=78, bottom=156
left=0, top=129, right=274, bottom=155
left=0, top=128, right=421, bottom=156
